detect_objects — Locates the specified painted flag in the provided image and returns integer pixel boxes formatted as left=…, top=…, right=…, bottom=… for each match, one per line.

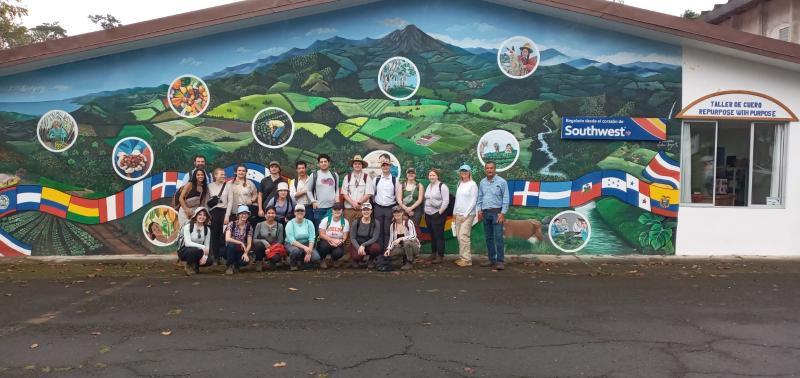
left=512, top=180, right=540, bottom=207
left=40, top=187, right=71, bottom=218
left=538, top=181, right=572, bottom=208
left=129, top=178, right=152, bottom=215
left=649, top=183, right=679, bottom=217
left=643, top=151, right=680, bottom=188
left=570, top=172, right=601, bottom=207
left=16, top=185, right=42, bottom=212
left=601, top=170, right=628, bottom=201
left=245, top=163, right=267, bottom=186
left=67, top=196, right=100, bottom=224
left=0, top=228, right=31, bottom=257
left=0, top=186, right=17, bottom=218
left=99, top=191, right=126, bottom=223
left=631, top=118, right=668, bottom=141
left=626, top=179, right=651, bottom=212
left=151, top=172, right=181, bottom=200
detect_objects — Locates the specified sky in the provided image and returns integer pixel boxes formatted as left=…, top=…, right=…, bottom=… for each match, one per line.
left=2, top=0, right=698, bottom=103
left=21, top=0, right=723, bottom=36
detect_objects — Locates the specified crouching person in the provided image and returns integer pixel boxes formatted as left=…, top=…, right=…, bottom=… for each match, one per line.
left=317, top=202, right=349, bottom=269
left=285, top=204, right=320, bottom=271
left=178, top=207, right=214, bottom=276
left=253, top=206, right=286, bottom=271
left=349, top=202, right=382, bottom=269
left=377, top=206, right=420, bottom=271
left=224, top=205, right=253, bottom=275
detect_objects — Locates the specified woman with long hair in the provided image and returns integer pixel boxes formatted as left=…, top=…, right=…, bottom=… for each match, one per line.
left=253, top=206, right=285, bottom=271
left=177, top=207, right=213, bottom=276
left=423, top=168, right=449, bottom=264
left=178, top=169, right=208, bottom=227
left=397, top=167, right=424, bottom=225
left=225, top=164, right=258, bottom=225
left=265, top=182, right=295, bottom=225
left=223, top=205, right=253, bottom=275
left=377, top=206, right=420, bottom=271
left=349, top=202, right=381, bottom=269
left=207, top=167, right=230, bottom=265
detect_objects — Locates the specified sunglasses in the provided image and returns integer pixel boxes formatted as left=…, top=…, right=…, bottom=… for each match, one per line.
left=295, top=209, right=305, bottom=212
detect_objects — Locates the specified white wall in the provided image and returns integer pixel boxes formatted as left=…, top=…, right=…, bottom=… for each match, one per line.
left=677, top=47, right=800, bottom=255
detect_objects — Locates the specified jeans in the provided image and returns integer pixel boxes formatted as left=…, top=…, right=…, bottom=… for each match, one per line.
left=223, top=243, right=249, bottom=267
left=373, top=204, right=394, bottom=249
left=425, top=212, right=446, bottom=257
left=253, top=243, right=283, bottom=265
left=312, top=207, right=330, bottom=231
left=177, top=247, right=214, bottom=268
left=317, top=239, right=345, bottom=261
left=286, top=243, right=321, bottom=267
left=483, top=212, right=505, bottom=263
left=209, top=207, right=227, bottom=259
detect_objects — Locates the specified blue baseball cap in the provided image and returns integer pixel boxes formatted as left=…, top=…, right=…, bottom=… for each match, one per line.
left=458, top=164, right=472, bottom=172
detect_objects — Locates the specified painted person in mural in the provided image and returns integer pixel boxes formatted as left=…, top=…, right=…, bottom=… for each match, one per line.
left=453, top=164, right=478, bottom=267
left=517, top=43, right=537, bottom=75
left=477, top=161, right=509, bottom=271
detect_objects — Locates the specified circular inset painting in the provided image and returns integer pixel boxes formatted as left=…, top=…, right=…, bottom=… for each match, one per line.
left=363, top=150, right=401, bottom=180
left=497, top=36, right=540, bottom=79
left=142, top=205, right=180, bottom=247
left=252, top=107, right=294, bottom=149
left=112, top=137, right=154, bottom=181
left=36, top=110, right=78, bottom=153
left=477, top=130, right=520, bottom=172
left=378, top=57, right=420, bottom=101
left=167, top=74, right=210, bottom=118
left=548, top=210, right=591, bottom=253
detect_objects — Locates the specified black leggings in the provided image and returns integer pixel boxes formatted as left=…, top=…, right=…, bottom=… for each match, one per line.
left=425, top=212, right=446, bottom=257
left=317, top=239, right=345, bottom=261
left=209, top=207, right=227, bottom=259
left=178, top=247, right=214, bottom=267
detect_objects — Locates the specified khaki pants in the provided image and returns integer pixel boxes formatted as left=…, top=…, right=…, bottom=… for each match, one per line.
left=453, top=214, right=474, bottom=261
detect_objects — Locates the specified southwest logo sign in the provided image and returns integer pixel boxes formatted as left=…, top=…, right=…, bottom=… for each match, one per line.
left=561, top=117, right=668, bottom=141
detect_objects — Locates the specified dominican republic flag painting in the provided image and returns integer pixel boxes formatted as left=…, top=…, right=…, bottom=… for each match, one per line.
left=643, top=151, right=680, bottom=188
left=511, top=181, right=539, bottom=207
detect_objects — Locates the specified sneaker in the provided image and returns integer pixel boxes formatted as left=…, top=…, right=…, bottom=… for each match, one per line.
left=184, top=263, right=195, bottom=276
left=494, top=262, right=505, bottom=270
left=290, top=264, right=298, bottom=272
left=401, top=262, right=413, bottom=271
left=479, top=261, right=495, bottom=268
left=225, top=266, right=234, bottom=275
left=455, top=259, right=472, bottom=267
left=255, top=262, right=263, bottom=272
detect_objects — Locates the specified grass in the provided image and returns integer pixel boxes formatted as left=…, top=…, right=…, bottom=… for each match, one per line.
left=105, top=124, right=153, bottom=145
left=206, top=94, right=295, bottom=121
left=350, top=133, right=370, bottom=142
left=345, top=117, right=369, bottom=126
left=153, top=120, right=195, bottom=136
left=284, top=92, right=329, bottom=112
left=335, top=122, right=359, bottom=137
left=596, top=156, right=647, bottom=177
left=131, top=108, right=156, bottom=121
left=466, top=99, right=542, bottom=121
left=359, top=117, right=413, bottom=141
left=393, top=138, right=434, bottom=157
left=381, top=105, right=448, bottom=118
left=296, top=122, right=330, bottom=138
left=332, top=98, right=392, bottom=118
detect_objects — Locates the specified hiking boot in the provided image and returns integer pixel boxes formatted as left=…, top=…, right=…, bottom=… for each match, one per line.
left=255, top=262, right=263, bottom=272
left=225, top=266, right=234, bottom=275
left=367, top=258, right=376, bottom=270
left=184, top=262, right=195, bottom=276
left=266, top=262, right=276, bottom=271
left=193, top=263, right=200, bottom=274
left=479, top=261, right=495, bottom=268
left=401, top=262, right=413, bottom=271
left=494, top=262, right=505, bottom=271
left=332, top=259, right=343, bottom=269
left=455, top=259, right=472, bottom=267
left=431, top=255, right=443, bottom=264
left=349, top=259, right=360, bottom=269
left=290, top=264, right=298, bottom=272
left=320, top=258, right=329, bottom=270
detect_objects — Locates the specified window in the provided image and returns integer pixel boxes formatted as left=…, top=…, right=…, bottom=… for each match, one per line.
left=680, top=121, right=786, bottom=207
left=775, top=25, right=790, bottom=41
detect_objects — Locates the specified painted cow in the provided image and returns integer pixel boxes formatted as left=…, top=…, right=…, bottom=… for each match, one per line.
left=503, top=219, right=544, bottom=244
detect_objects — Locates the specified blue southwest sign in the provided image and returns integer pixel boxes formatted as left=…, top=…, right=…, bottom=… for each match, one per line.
left=561, top=117, right=668, bottom=141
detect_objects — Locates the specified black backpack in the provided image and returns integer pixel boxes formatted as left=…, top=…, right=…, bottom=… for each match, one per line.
left=438, top=182, right=456, bottom=217
left=177, top=222, right=210, bottom=249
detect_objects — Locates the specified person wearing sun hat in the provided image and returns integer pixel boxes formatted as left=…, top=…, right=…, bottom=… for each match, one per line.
left=453, top=164, right=478, bottom=267
left=518, top=42, right=537, bottom=74
left=223, top=204, right=253, bottom=275
left=177, top=207, right=214, bottom=276
left=266, top=181, right=295, bottom=224
left=342, top=154, right=374, bottom=225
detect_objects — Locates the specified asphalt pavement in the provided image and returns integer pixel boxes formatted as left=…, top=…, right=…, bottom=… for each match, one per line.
left=0, top=257, right=799, bottom=377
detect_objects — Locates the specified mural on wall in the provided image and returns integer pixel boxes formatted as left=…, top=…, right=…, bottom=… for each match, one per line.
left=0, top=0, right=682, bottom=256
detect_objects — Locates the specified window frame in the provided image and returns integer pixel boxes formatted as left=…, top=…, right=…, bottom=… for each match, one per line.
left=679, top=120, right=788, bottom=209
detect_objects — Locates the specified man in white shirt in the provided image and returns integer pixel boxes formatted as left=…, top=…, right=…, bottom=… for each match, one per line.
left=453, top=164, right=478, bottom=267
left=341, top=154, right=374, bottom=225
left=372, top=160, right=398, bottom=249
left=290, top=160, right=312, bottom=223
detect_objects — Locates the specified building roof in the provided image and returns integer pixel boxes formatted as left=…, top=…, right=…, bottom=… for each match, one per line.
left=701, top=0, right=762, bottom=24
left=1, top=0, right=800, bottom=76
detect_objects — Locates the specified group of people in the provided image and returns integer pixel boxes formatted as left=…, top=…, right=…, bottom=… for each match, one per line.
left=172, top=154, right=510, bottom=276
left=550, top=217, right=589, bottom=241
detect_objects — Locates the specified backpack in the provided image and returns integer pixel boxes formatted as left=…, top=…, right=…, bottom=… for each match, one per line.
left=324, top=213, right=346, bottom=228
left=355, top=217, right=375, bottom=240
left=310, top=171, right=339, bottom=199
left=438, top=182, right=456, bottom=217
left=177, top=222, right=210, bottom=249
left=342, top=172, right=369, bottom=203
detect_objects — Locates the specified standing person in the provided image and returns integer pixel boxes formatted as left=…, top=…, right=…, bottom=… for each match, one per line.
left=372, top=159, right=398, bottom=250
left=191, top=155, right=208, bottom=180
left=207, top=168, right=231, bottom=265
left=424, top=169, right=449, bottom=264
left=253, top=206, right=285, bottom=271
left=177, top=207, right=213, bottom=276
left=225, top=164, right=258, bottom=225
left=285, top=204, right=320, bottom=271
left=266, top=182, right=295, bottom=224
left=398, top=168, right=424, bottom=225
left=316, top=202, right=349, bottom=269
left=378, top=206, right=420, bottom=271
left=453, top=164, right=478, bottom=267
left=306, top=154, right=339, bottom=230
left=223, top=205, right=253, bottom=275
left=290, top=160, right=313, bottom=225
left=476, top=161, right=510, bottom=270
left=177, top=169, right=208, bottom=227
left=341, top=155, right=373, bottom=226
left=258, top=161, right=286, bottom=218
left=349, top=202, right=381, bottom=269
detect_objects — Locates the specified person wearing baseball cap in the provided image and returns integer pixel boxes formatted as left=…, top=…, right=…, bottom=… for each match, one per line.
left=349, top=202, right=382, bottom=269
left=453, top=164, right=478, bottom=267
left=223, top=205, right=253, bottom=275
left=258, top=160, right=286, bottom=219
left=398, top=167, right=424, bottom=225
left=285, top=203, right=321, bottom=271
left=317, top=202, right=350, bottom=269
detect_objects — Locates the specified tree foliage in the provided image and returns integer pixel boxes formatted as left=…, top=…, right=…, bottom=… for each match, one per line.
left=88, top=14, right=122, bottom=30
left=0, top=0, right=68, bottom=49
